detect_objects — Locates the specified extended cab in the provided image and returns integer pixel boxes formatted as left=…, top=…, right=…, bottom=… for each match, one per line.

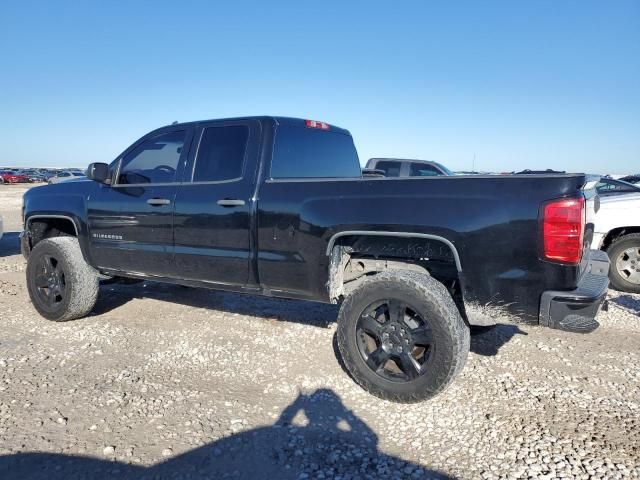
left=21, top=117, right=609, bottom=402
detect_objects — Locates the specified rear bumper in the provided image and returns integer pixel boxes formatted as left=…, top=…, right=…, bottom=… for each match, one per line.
left=539, top=250, right=610, bottom=333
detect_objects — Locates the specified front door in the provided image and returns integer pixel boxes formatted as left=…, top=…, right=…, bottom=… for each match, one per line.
left=87, top=128, right=192, bottom=276
left=172, top=120, right=259, bottom=286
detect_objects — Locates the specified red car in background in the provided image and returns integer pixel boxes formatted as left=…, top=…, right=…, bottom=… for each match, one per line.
left=0, top=170, right=29, bottom=183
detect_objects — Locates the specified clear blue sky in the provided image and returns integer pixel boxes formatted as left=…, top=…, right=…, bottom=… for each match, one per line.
left=1, top=0, right=638, bottom=173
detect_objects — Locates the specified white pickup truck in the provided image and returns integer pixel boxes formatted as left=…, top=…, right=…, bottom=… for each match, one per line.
left=592, top=192, right=640, bottom=293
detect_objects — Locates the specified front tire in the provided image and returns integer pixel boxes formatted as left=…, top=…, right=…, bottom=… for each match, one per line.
left=336, top=271, right=470, bottom=403
left=26, top=237, right=100, bottom=321
left=606, top=233, right=640, bottom=293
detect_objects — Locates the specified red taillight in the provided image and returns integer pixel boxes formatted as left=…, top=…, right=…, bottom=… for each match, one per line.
left=305, top=119, right=330, bottom=130
left=542, top=197, right=585, bottom=264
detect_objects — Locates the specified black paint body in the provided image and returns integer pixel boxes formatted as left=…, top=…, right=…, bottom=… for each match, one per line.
left=22, top=117, right=598, bottom=324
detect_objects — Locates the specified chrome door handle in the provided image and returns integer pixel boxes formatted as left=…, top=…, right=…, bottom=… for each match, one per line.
left=217, top=199, right=245, bottom=207
left=147, top=198, right=171, bottom=206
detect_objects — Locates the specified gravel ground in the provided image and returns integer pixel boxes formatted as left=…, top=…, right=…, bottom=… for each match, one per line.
left=0, top=184, right=639, bottom=479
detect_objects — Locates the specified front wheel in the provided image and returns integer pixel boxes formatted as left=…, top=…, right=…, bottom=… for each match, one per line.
left=336, top=271, right=470, bottom=403
left=26, top=237, right=100, bottom=321
left=607, top=233, right=640, bottom=294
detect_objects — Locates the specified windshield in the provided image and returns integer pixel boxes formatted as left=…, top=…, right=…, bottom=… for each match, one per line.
left=434, top=162, right=455, bottom=176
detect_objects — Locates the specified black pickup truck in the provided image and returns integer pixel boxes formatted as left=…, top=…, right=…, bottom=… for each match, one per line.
left=21, top=116, right=609, bottom=402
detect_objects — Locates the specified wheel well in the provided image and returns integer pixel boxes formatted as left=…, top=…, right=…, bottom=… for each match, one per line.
left=327, top=234, right=462, bottom=305
left=601, top=227, right=640, bottom=251
left=27, top=217, right=78, bottom=249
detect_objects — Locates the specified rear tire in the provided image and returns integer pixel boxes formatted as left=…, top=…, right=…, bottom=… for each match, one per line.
left=336, top=270, right=470, bottom=403
left=606, top=233, right=640, bottom=293
left=26, top=237, right=100, bottom=321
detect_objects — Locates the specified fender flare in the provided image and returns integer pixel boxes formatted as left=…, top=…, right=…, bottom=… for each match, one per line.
left=325, top=230, right=462, bottom=272
left=25, top=214, right=80, bottom=235
left=22, top=214, right=95, bottom=266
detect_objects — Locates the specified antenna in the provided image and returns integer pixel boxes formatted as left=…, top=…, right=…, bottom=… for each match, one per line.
left=472, top=153, right=476, bottom=173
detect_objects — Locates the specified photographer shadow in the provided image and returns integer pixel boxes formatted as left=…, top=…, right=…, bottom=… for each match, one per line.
left=0, top=389, right=452, bottom=480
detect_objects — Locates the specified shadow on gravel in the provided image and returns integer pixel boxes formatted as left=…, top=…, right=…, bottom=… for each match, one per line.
left=0, top=232, right=20, bottom=257
left=609, top=294, right=640, bottom=314
left=93, top=281, right=340, bottom=328
left=0, top=389, right=452, bottom=480
left=469, top=324, right=527, bottom=356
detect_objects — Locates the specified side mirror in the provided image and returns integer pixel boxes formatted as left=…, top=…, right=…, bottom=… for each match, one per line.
left=86, top=163, right=110, bottom=184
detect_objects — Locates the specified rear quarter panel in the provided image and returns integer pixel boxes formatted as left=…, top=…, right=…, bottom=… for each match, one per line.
left=258, top=175, right=587, bottom=322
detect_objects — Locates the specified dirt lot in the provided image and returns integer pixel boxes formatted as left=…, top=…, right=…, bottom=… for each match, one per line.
left=0, top=183, right=638, bottom=479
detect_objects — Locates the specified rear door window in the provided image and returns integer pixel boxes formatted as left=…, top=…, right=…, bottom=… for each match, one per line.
left=191, top=126, right=249, bottom=182
left=271, top=126, right=361, bottom=178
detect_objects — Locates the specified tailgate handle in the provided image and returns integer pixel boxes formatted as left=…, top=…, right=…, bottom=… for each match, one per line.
left=217, top=199, right=245, bottom=207
left=147, top=198, right=171, bottom=206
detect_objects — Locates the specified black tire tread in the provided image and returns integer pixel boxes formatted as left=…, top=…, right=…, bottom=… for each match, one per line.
left=27, top=237, right=100, bottom=321
left=336, top=270, right=470, bottom=403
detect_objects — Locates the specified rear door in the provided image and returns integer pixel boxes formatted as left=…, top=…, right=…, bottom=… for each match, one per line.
left=87, top=128, right=192, bottom=276
left=172, top=119, right=261, bottom=286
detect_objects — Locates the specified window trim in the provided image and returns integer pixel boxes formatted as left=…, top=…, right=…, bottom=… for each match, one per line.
left=186, top=124, right=250, bottom=185
left=111, top=128, right=189, bottom=188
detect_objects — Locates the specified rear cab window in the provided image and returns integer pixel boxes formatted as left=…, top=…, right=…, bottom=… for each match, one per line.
left=270, top=125, right=361, bottom=179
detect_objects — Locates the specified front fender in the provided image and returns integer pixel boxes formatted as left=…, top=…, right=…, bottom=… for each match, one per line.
left=23, top=185, right=96, bottom=267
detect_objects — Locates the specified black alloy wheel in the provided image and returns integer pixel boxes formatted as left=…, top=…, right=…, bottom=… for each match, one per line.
left=356, top=299, right=434, bottom=383
left=33, top=254, right=67, bottom=307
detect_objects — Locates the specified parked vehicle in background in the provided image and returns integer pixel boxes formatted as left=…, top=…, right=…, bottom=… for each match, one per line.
left=591, top=193, right=640, bottom=293
left=595, top=177, right=640, bottom=197
left=40, top=170, right=60, bottom=181
left=515, top=169, right=566, bottom=175
left=21, top=116, right=609, bottom=403
left=365, top=158, right=454, bottom=177
left=19, top=170, right=47, bottom=183
left=0, top=170, right=29, bottom=184
left=620, top=174, right=640, bottom=185
left=48, top=171, right=86, bottom=184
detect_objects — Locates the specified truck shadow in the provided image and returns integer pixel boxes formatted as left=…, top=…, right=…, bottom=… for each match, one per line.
left=468, top=324, right=527, bottom=356
left=94, top=281, right=340, bottom=328
left=0, top=232, right=21, bottom=257
left=95, top=282, right=525, bottom=357
left=0, top=389, right=452, bottom=480
left=609, top=294, right=640, bottom=315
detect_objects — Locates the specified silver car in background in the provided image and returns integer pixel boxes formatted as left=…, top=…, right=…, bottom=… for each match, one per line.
left=48, top=171, right=86, bottom=184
